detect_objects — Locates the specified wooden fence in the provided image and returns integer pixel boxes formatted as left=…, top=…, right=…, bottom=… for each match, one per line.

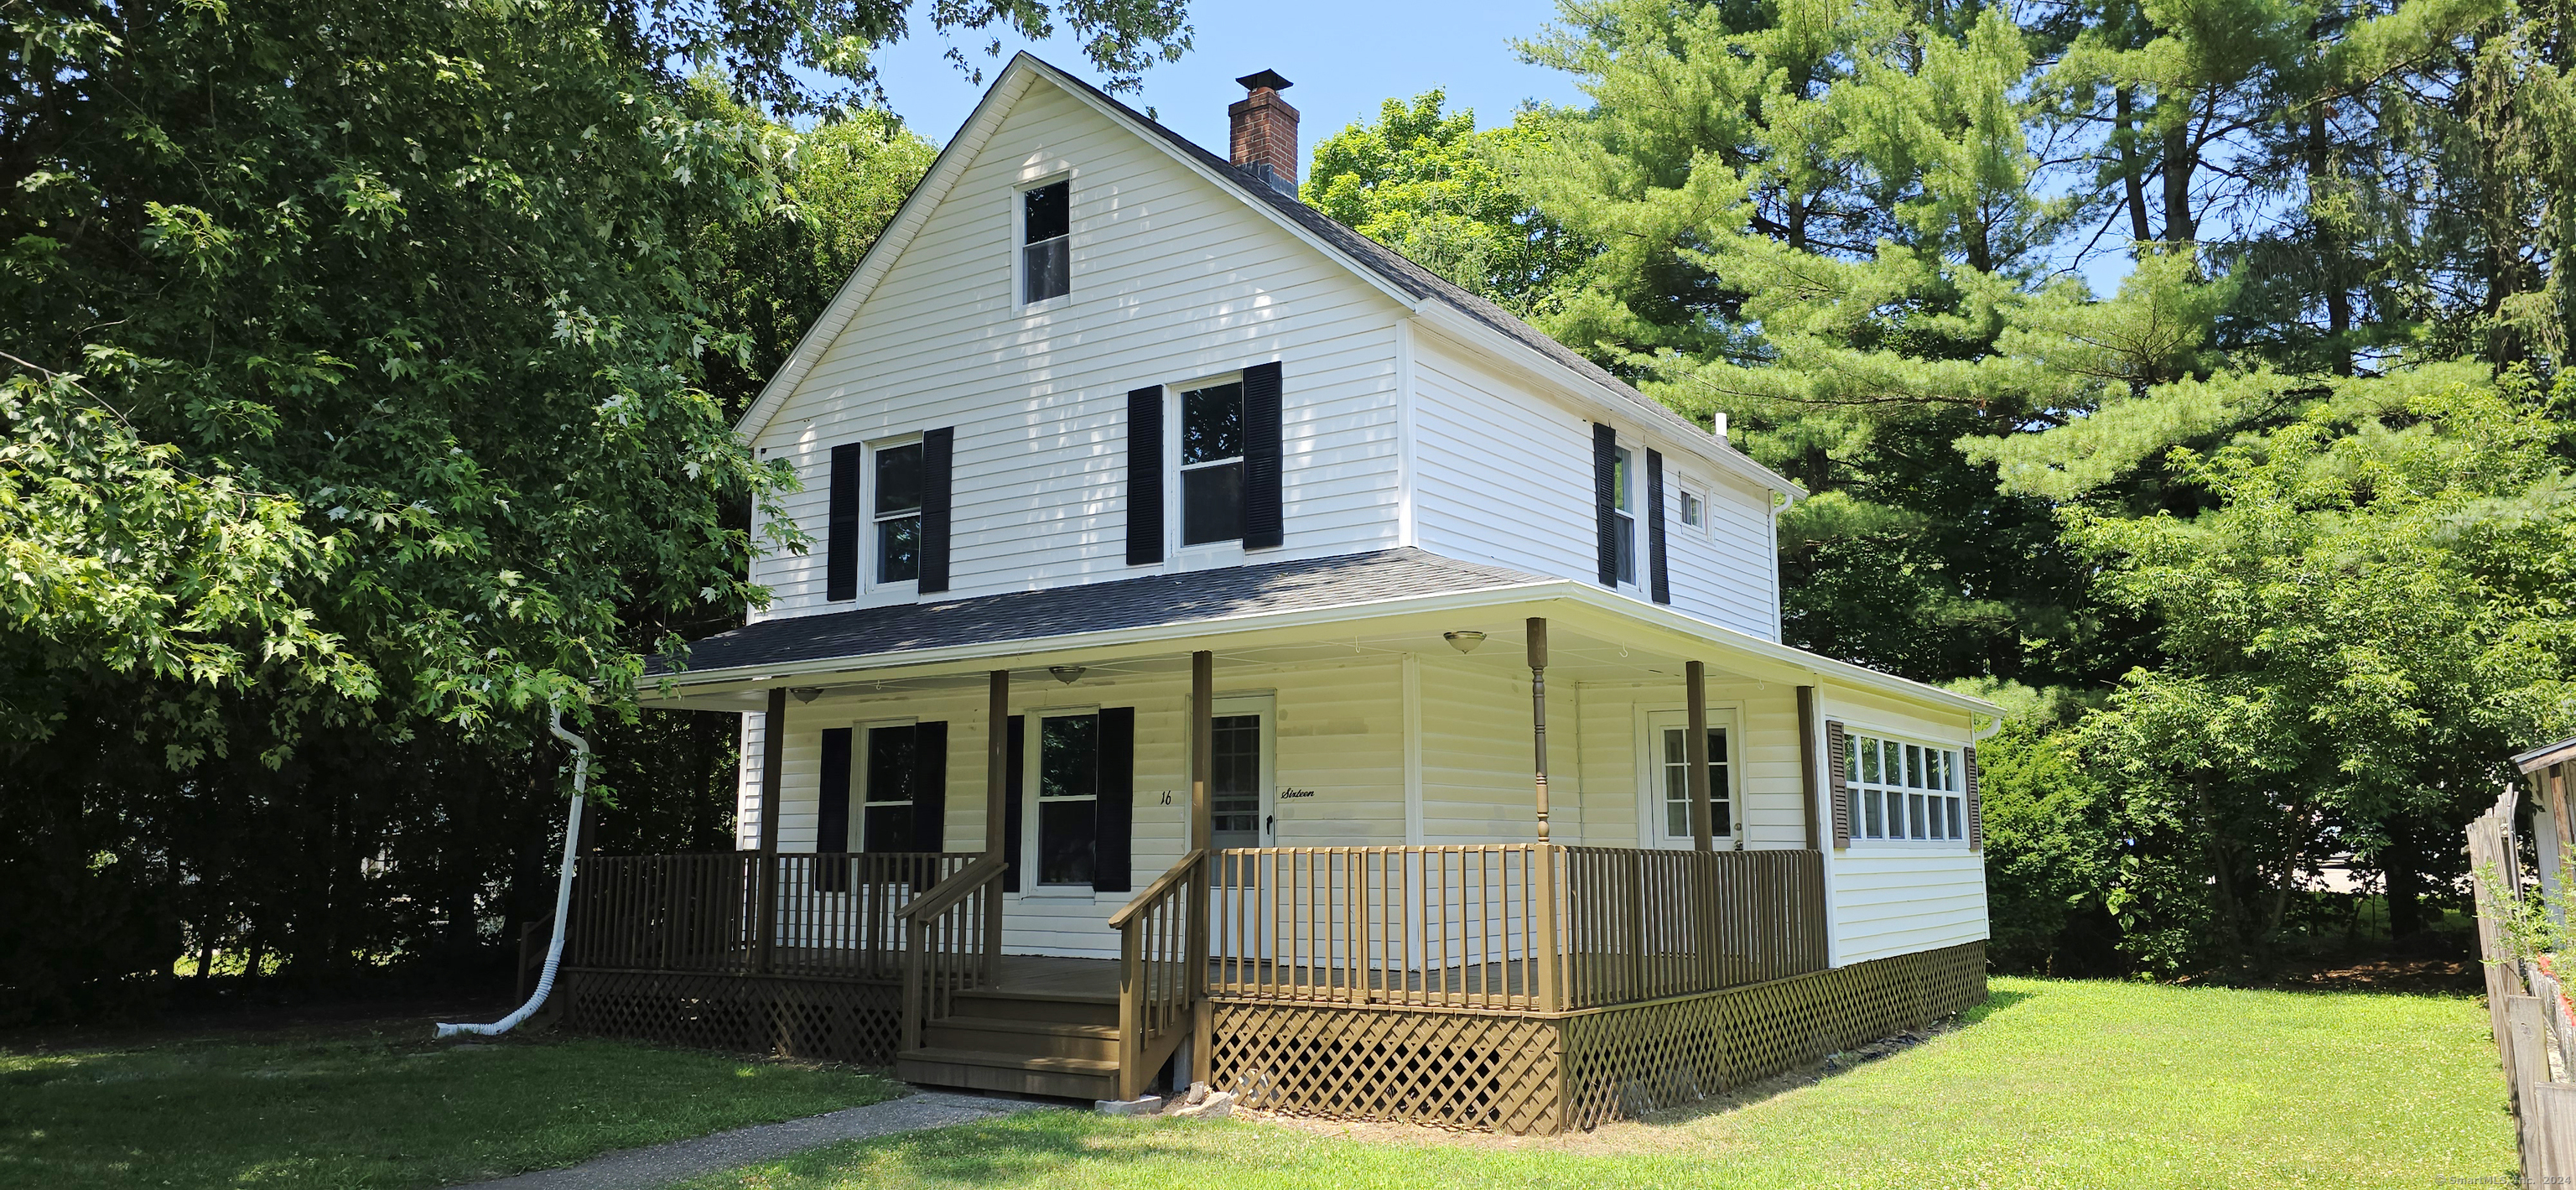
left=2468, top=782, right=2576, bottom=1180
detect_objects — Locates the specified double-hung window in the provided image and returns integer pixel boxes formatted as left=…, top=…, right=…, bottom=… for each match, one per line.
left=873, top=440, right=922, bottom=584
left=1845, top=732, right=1966, bottom=844
left=1657, top=725, right=1731, bottom=840
left=1179, top=379, right=1245, bottom=546
left=1613, top=446, right=1637, bottom=585
left=861, top=725, right=918, bottom=851
left=1035, top=712, right=1099, bottom=886
left=1021, top=179, right=1070, bottom=304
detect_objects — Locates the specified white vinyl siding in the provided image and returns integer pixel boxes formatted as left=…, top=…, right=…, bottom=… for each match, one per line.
left=748, top=79, right=1404, bottom=620
left=1407, top=335, right=1781, bottom=640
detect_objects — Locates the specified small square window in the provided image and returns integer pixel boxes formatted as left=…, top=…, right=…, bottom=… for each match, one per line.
left=1022, top=180, right=1070, bottom=304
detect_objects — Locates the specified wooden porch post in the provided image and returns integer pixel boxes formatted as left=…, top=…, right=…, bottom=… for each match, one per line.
left=757, top=686, right=786, bottom=974
left=1188, top=650, right=1215, bottom=1084
left=984, top=669, right=1008, bottom=968
left=1527, top=617, right=1550, bottom=841
left=1685, top=660, right=1712, bottom=852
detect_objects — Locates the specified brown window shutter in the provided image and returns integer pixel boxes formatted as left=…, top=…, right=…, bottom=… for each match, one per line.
left=1966, top=745, right=1983, bottom=852
left=1826, top=719, right=1851, bottom=849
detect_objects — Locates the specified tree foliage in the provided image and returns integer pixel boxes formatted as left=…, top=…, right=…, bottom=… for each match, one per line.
left=1306, top=0, right=2576, bottom=974
left=0, top=0, right=1089, bottom=1013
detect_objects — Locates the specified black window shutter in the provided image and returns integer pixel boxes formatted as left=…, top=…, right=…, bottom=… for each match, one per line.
left=1242, top=361, right=1284, bottom=550
left=919, top=428, right=954, bottom=594
left=912, top=720, right=948, bottom=851
left=1092, top=707, right=1135, bottom=893
left=1966, top=745, right=1983, bottom=852
left=1827, top=720, right=1852, bottom=849
left=818, top=727, right=853, bottom=853
left=1592, top=424, right=1618, bottom=587
left=826, top=443, right=864, bottom=600
left=1003, top=715, right=1026, bottom=891
left=1647, top=449, right=1670, bottom=603
left=1126, top=387, right=1164, bottom=565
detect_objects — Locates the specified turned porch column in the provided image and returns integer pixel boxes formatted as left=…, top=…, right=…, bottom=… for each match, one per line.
left=1685, top=661, right=1713, bottom=852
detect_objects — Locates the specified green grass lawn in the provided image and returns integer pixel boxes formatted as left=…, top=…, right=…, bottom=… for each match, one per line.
left=0, top=1026, right=901, bottom=1189
left=683, top=977, right=2516, bottom=1190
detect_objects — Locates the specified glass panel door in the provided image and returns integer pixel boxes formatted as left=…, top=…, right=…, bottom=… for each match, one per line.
left=1210, top=714, right=1263, bottom=850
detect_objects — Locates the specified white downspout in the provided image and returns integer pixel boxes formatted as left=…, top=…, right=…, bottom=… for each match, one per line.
left=436, top=702, right=589, bottom=1038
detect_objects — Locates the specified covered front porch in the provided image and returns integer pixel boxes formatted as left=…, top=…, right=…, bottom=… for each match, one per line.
left=566, top=559, right=1987, bottom=1131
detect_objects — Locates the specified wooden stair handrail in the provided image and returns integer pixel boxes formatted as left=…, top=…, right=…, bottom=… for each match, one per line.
left=899, top=855, right=1008, bottom=1052
left=897, top=855, right=1006, bottom=923
left=1109, top=848, right=1208, bottom=928
left=1113, top=849, right=1208, bottom=1100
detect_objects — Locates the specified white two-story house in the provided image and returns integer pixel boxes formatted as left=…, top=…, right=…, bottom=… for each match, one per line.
left=589, top=54, right=1996, bottom=1134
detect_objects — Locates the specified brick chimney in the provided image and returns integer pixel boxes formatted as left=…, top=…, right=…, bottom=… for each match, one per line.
left=1229, top=70, right=1299, bottom=195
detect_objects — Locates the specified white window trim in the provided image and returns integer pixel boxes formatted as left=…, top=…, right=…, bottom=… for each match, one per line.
left=1839, top=723, right=1971, bottom=850
left=1166, top=369, right=1249, bottom=570
left=860, top=432, right=922, bottom=604
left=1012, top=170, right=1074, bottom=315
left=1017, top=702, right=1105, bottom=896
left=1637, top=705, right=1742, bottom=850
left=1676, top=481, right=1708, bottom=534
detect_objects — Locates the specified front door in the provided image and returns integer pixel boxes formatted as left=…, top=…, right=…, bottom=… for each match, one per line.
left=1208, top=696, right=1273, bottom=851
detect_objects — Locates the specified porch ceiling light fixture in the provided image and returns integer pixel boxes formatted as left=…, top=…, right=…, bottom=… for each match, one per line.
left=1443, top=631, right=1488, bottom=654
left=1049, top=665, right=1087, bottom=684
left=789, top=687, right=823, bottom=704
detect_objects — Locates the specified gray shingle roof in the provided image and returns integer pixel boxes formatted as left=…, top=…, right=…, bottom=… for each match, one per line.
left=1044, top=62, right=1745, bottom=459
left=653, top=548, right=1549, bottom=677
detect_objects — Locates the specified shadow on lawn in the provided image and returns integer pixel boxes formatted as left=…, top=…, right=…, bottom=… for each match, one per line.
left=766, top=1109, right=1234, bottom=1187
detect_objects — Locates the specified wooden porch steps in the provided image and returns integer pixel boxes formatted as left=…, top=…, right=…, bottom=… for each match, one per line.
left=896, top=978, right=1128, bottom=1102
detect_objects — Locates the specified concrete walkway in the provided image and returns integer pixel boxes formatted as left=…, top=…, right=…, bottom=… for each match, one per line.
left=451, top=1091, right=1041, bottom=1190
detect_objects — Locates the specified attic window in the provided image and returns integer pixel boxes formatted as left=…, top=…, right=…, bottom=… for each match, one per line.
left=1022, top=179, right=1070, bottom=304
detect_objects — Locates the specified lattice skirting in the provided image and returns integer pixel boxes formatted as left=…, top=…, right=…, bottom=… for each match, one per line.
left=1209, top=941, right=1987, bottom=1135
left=558, top=969, right=902, bottom=1065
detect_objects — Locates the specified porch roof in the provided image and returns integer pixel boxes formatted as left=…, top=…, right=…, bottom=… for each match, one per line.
left=641, top=547, right=1998, bottom=723
left=651, top=548, right=1548, bottom=678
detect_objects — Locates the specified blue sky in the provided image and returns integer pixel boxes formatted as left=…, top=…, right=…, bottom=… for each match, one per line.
left=857, top=0, right=2135, bottom=294
left=865, top=0, right=1587, bottom=152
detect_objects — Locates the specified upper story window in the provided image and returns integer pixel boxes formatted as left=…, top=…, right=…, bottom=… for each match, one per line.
left=1680, top=489, right=1705, bottom=529
left=1846, top=731, right=1966, bottom=844
left=1021, top=179, right=1070, bottom=304
left=1180, top=379, right=1245, bottom=546
left=1612, top=446, right=1637, bottom=585
left=874, top=439, right=922, bottom=584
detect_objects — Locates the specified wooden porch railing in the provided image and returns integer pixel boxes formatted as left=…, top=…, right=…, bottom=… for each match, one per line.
left=896, top=855, right=1007, bottom=1052
left=564, top=851, right=975, bottom=979
left=1555, top=846, right=1827, bottom=1007
left=1209, top=844, right=1827, bottom=1013
left=1109, top=849, right=1206, bottom=1100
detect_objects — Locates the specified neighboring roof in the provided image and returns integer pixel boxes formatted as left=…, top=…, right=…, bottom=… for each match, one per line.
left=733, top=53, right=1800, bottom=499
left=2515, top=736, right=2576, bottom=774
left=652, top=548, right=1546, bottom=677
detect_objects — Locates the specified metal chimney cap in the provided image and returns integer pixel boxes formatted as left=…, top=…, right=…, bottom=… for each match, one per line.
left=1236, top=70, right=1293, bottom=92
